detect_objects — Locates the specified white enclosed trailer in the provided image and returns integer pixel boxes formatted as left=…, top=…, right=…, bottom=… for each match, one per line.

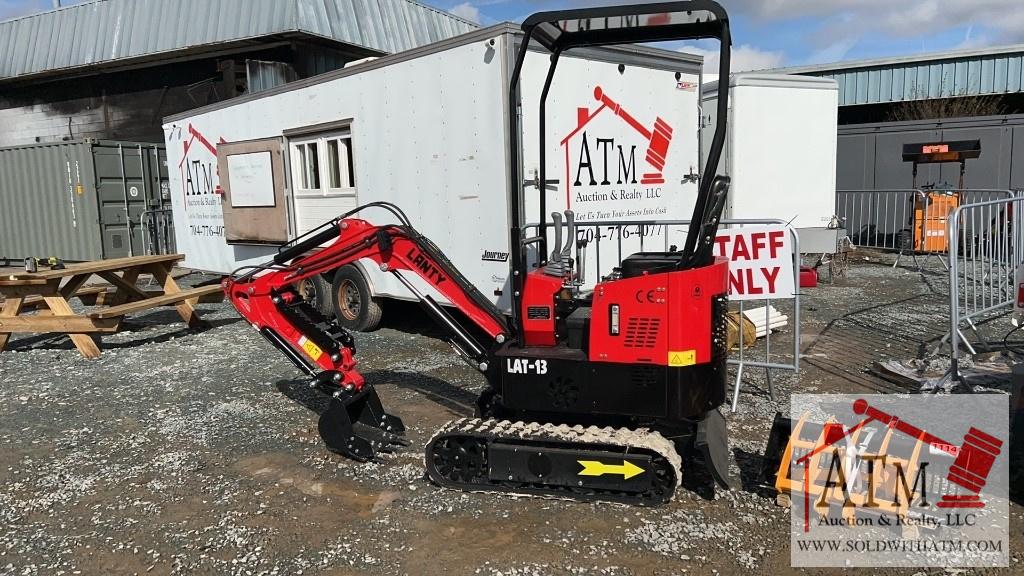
left=701, top=74, right=839, bottom=252
left=163, top=24, right=704, bottom=329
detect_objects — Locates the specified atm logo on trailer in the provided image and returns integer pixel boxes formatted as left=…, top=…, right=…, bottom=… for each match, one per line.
left=561, top=86, right=673, bottom=211
left=178, top=123, right=227, bottom=238
left=178, top=123, right=226, bottom=210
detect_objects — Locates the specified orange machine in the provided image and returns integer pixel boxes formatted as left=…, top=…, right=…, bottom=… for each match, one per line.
left=913, top=190, right=959, bottom=252
left=902, top=140, right=981, bottom=253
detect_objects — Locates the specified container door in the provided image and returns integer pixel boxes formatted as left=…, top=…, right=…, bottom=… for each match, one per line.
left=139, top=144, right=170, bottom=208
left=94, top=143, right=152, bottom=258
left=140, top=144, right=174, bottom=254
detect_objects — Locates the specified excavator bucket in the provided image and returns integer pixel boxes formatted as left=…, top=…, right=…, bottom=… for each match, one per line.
left=761, top=412, right=851, bottom=496
left=318, top=385, right=409, bottom=462
left=761, top=409, right=934, bottom=520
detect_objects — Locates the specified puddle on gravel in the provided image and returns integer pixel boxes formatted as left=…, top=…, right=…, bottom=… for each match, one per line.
left=234, top=452, right=385, bottom=517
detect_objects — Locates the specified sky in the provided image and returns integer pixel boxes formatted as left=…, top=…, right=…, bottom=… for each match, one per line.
left=3, top=0, right=1024, bottom=72
left=441, top=0, right=1024, bottom=71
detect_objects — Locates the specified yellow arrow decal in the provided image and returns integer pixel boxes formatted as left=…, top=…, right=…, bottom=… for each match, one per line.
left=577, top=459, right=645, bottom=480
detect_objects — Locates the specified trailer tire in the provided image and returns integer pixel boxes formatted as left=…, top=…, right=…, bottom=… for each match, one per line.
left=295, top=274, right=334, bottom=317
left=332, top=266, right=383, bottom=332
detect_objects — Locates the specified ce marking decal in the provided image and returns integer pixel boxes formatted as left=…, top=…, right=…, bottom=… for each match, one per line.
left=635, top=289, right=657, bottom=303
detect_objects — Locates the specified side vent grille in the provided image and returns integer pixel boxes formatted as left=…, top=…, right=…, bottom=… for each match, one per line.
left=630, top=365, right=658, bottom=387
left=624, top=317, right=660, bottom=348
left=712, top=294, right=729, bottom=359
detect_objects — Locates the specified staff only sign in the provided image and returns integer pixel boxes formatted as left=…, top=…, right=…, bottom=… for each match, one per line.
left=713, top=225, right=795, bottom=300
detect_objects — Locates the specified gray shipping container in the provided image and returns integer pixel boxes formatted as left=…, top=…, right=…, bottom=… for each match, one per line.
left=0, top=140, right=169, bottom=262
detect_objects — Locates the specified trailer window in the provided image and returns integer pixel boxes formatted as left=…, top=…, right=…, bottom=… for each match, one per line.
left=290, top=131, right=353, bottom=196
left=288, top=127, right=357, bottom=235
left=295, top=142, right=320, bottom=190
left=306, top=142, right=320, bottom=189
left=293, top=142, right=321, bottom=191
left=325, top=136, right=355, bottom=191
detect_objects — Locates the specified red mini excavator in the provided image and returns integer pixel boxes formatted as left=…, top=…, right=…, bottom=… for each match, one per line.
left=225, top=1, right=735, bottom=505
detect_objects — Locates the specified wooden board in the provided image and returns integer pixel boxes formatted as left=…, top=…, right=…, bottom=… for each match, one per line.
left=0, top=315, right=121, bottom=333
left=3, top=286, right=110, bottom=309
left=6, top=254, right=184, bottom=281
left=87, top=285, right=222, bottom=319
left=4, top=286, right=220, bottom=309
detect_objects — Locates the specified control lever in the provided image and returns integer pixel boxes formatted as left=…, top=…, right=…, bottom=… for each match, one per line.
left=545, top=211, right=581, bottom=277
left=549, top=211, right=563, bottom=265
left=560, top=210, right=575, bottom=264
left=576, top=237, right=588, bottom=285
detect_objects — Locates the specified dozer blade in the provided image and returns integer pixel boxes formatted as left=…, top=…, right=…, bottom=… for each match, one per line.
left=696, top=408, right=734, bottom=489
left=761, top=412, right=794, bottom=487
left=318, top=385, right=408, bottom=462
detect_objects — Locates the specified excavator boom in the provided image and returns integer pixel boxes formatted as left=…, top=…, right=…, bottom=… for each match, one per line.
left=224, top=204, right=509, bottom=461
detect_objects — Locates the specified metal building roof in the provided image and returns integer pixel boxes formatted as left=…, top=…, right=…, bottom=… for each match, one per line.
left=769, top=44, right=1024, bottom=107
left=0, top=0, right=477, bottom=83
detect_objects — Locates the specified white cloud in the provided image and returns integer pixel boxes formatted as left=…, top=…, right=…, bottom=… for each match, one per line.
left=679, top=44, right=785, bottom=73
left=731, top=0, right=1024, bottom=49
left=449, top=2, right=481, bottom=24
left=803, top=37, right=858, bottom=66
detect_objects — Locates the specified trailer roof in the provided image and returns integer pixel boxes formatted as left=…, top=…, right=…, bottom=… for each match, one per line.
left=163, top=23, right=703, bottom=124
left=0, top=0, right=476, bottom=84
left=702, top=73, right=838, bottom=95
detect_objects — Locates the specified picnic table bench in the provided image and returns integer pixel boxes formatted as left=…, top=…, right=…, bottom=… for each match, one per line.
left=0, top=254, right=222, bottom=359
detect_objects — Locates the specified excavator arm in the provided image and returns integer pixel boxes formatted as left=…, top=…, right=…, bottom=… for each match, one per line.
left=224, top=202, right=510, bottom=461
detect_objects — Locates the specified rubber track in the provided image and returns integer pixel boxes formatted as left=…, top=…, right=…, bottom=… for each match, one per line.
left=424, top=418, right=683, bottom=506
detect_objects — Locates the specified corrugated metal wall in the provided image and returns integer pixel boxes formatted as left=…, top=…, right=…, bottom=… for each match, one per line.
left=0, top=0, right=476, bottom=82
left=809, top=53, right=1024, bottom=106
left=0, top=141, right=103, bottom=261
left=837, top=114, right=1024, bottom=190
left=296, top=0, right=475, bottom=54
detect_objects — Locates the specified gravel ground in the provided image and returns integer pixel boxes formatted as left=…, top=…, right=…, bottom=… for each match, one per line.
left=0, top=257, right=1020, bottom=576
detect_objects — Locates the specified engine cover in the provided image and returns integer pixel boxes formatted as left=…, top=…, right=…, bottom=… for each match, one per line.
left=589, top=257, right=729, bottom=368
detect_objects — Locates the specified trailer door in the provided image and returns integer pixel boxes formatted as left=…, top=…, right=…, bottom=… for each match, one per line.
left=288, top=126, right=358, bottom=235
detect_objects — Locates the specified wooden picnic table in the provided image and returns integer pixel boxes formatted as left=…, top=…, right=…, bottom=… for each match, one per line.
left=0, top=254, right=222, bottom=359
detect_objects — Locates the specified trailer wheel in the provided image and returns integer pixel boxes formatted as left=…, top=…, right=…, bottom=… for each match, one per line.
left=295, top=274, right=334, bottom=317
left=332, top=265, right=383, bottom=331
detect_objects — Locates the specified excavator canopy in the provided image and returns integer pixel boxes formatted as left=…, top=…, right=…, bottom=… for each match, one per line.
left=522, top=1, right=729, bottom=51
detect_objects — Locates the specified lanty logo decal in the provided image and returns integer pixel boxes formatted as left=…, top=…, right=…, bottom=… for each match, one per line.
left=561, top=86, right=674, bottom=221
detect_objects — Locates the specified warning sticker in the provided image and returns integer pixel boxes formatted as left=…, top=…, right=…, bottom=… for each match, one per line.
left=298, top=336, right=323, bottom=361
left=668, top=350, right=696, bottom=367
